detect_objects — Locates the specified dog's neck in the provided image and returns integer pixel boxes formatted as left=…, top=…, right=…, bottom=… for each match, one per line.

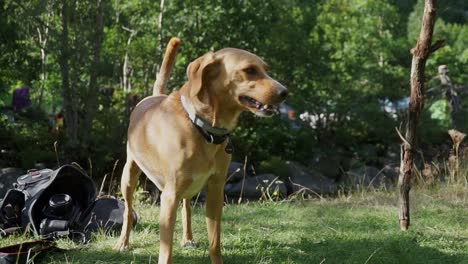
left=179, top=84, right=242, bottom=131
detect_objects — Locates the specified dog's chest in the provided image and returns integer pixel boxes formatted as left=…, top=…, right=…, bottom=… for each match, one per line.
left=183, top=166, right=215, bottom=198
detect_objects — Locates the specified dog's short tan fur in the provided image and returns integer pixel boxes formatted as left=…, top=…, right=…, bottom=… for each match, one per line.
left=114, top=45, right=287, bottom=264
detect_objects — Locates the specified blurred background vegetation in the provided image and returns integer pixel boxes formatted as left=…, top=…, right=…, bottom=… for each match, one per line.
left=0, top=0, right=466, bottom=182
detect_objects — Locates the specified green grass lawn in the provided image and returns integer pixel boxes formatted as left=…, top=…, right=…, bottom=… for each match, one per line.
left=2, top=185, right=467, bottom=263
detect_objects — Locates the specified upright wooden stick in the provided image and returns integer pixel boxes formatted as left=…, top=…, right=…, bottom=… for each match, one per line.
left=398, top=0, right=444, bottom=231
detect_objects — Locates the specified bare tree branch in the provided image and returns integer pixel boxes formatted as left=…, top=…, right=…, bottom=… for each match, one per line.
left=398, top=0, right=441, bottom=231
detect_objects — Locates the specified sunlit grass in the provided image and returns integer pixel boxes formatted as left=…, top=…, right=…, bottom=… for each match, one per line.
left=2, top=183, right=466, bottom=263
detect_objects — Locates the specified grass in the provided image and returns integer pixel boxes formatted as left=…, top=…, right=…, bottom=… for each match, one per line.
left=1, top=184, right=467, bottom=264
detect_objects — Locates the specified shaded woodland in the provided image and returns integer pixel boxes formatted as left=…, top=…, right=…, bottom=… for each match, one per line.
left=0, top=0, right=467, bottom=183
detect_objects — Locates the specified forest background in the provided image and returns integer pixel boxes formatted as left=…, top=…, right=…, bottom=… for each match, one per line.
left=0, top=0, right=466, bottom=183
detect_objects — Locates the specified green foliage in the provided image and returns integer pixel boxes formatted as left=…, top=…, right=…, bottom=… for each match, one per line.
left=0, top=0, right=467, bottom=176
left=0, top=0, right=40, bottom=93
left=86, top=89, right=128, bottom=173
left=0, top=109, right=56, bottom=168
left=258, top=156, right=290, bottom=179
left=428, top=99, right=450, bottom=128
left=232, top=115, right=301, bottom=163
left=303, top=0, right=407, bottom=152
left=408, top=0, right=468, bottom=84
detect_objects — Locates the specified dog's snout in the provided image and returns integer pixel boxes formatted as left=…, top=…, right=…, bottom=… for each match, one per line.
left=277, top=85, right=288, bottom=99
left=279, top=89, right=288, bottom=99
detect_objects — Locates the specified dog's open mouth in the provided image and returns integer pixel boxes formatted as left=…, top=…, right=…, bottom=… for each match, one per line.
left=239, top=96, right=278, bottom=116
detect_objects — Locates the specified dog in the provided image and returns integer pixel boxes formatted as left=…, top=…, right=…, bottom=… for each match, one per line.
left=114, top=38, right=288, bottom=264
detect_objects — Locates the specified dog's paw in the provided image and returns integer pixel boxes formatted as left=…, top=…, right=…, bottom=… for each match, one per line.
left=113, top=241, right=129, bottom=252
left=181, top=240, right=197, bottom=248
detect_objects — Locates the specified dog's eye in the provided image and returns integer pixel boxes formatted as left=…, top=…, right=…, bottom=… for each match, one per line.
left=243, top=67, right=257, bottom=75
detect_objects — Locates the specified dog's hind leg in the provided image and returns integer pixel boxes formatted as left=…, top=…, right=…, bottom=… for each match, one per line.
left=114, top=158, right=141, bottom=251
left=181, top=198, right=196, bottom=247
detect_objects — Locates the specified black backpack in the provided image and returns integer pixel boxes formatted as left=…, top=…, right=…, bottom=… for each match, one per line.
left=0, top=164, right=137, bottom=241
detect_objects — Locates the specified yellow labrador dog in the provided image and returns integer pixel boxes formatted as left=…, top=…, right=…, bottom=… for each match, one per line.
left=114, top=38, right=288, bottom=263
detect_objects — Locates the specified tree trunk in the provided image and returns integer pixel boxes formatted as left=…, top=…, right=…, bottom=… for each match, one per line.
left=82, top=0, right=105, bottom=145
left=37, top=31, right=47, bottom=109
left=398, top=0, right=443, bottom=231
left=36, top=4, right=52, bottom=109
left=122, top=26, right=137, bottom=93
left=152, top=0, right=165, bottom=93
left=58, top=0, right=79, bottom=148
left=144, top=66, right=150, bottom=97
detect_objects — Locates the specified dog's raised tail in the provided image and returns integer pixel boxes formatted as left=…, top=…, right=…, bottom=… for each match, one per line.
left=153, top=37, right=181, bottom=96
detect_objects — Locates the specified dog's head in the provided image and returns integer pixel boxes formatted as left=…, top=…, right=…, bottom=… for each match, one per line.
left=186, top=48, right=288, bottom=119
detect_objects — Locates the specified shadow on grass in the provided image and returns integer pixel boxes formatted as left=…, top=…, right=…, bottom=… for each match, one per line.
left=132, top=221, right=160, bottom=232
left=44, top=235, right=466, bottom=264
left=242, top=237, right=468, bottom=264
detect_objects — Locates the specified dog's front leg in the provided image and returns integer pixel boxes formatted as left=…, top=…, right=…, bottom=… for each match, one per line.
left=206, top=176, right=225, bottom=264
left=205, top=154, right=230, bottom=264
left=158, top=189, right=180, bottom=264
left=158, top=174, right=192, bottom=264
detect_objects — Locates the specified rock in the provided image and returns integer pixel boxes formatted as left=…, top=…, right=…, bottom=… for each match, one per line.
left=378, top=147, right=400, bottom=167
left=0, top=168, right=24, bottom=199
left=225, top=161, right=255, bottom=184
left=344, top=166, right=394, bottom=188
left=356, top=144, right=380, bottom=163
left=285, top=161, right=337, bottom=196
left=309, top=156, right=342, bottom=180
left=34, top=163, right=47, bottom=170
left=224, top=174, right=286, bottom=201
left=382, top=164, right=399, bottom=181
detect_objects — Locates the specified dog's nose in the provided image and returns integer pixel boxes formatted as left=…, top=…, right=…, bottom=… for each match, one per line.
left=278, top=87, right=288, bottom=99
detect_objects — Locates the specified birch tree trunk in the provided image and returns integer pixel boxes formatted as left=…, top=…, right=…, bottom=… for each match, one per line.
left=37, top=3, right=53, bottom=109
left=152, top=0, right=165, bottom=93
left=122, top=26, right=137, bottom=93
left=398, top=0, right=444, bottom=231
left=36, top=14, right=50, bottom=109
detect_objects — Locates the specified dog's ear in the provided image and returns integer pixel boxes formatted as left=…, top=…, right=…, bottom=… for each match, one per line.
left=186, top=51, right=221, bottom=99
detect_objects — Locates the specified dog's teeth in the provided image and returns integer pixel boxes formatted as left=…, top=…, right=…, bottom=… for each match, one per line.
left=264, top=104, right=275, bottom=110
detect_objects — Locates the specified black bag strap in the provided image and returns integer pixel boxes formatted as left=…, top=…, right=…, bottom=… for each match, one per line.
left=0, top=240, right=61, bottom=264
